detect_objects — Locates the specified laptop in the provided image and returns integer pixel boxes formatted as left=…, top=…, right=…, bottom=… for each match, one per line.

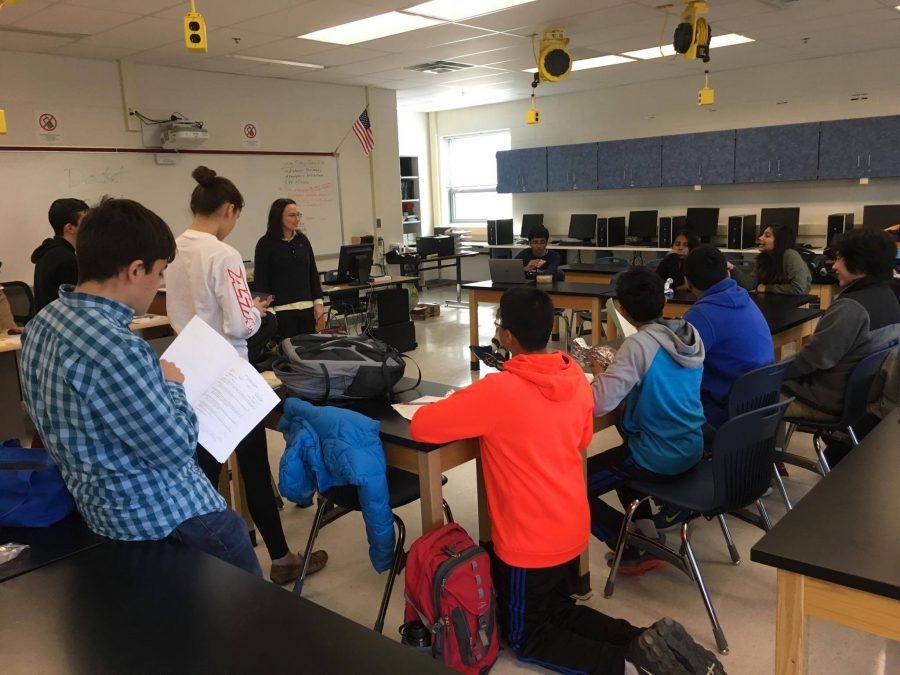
left=489, top=258, right=526, bottom=284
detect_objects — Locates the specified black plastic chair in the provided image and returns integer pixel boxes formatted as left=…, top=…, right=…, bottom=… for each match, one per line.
left=781, top=343, right=896, bottom=476
left=728, top=359, right=795, bottom=511
left=293, top=466, right=452, bottom=634
left=605, top=399, right=792, bottom=655
left=645, top=257, right=664, bottom=272
left=1, top=281, right=35, bottom=324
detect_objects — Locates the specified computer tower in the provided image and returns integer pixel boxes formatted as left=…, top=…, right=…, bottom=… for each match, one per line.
left=595, top=218, right=608, bottom=247
left=487, top=220, right=513, bottom=245
left=417, top=235, right=454, bottom=256
left=372, top=321, right=417, bottom=353
left=727, top=215, right=758, bottom=249
left=374, top=287, right=410, bottom=327
left=658, top=217, right=673, bottom=248
left=826, top=213, right=854, bottom=247
left=606, top=217, right=626, bottom=247
left=672, top=215, right=687, bottom=231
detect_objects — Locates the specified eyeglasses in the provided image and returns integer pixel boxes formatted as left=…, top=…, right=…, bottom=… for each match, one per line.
left=493, top=319, right=503, bottom=328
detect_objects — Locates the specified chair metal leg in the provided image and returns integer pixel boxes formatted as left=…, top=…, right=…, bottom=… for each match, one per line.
left=604, top=497, right=645, bottom=598
left=782, top=422, right=796, bottom=450
left=716, top=515, right=741, bottom=564
left=442, top=499, right=454, bottom=524
left=812, top=433, right=831, bottom=476
left=293, top=496, right=330, bottom=597
left=772, top=464, right=793, bottom=511
left=756, top=499, right=773, bottom=531
left=374, top=514, right=406, bottom=634
left=847, top=425, right=860, bottom=446
left=681, top=523, right=729, bottom=655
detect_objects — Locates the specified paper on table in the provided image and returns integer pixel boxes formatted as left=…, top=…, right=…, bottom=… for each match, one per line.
left=162, top=316, right=280, bottom=462
left=390, top=393, right=455, bottom=422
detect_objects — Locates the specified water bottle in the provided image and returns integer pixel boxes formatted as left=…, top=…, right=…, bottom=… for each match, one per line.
left=399, top=621, right=432, bottom=654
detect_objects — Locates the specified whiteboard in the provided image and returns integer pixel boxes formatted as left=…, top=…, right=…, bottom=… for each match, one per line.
left=0, top=151, right=343, bottom=283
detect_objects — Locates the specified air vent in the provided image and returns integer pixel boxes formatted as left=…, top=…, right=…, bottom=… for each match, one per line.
left=406, top=61, right=474, bottom=75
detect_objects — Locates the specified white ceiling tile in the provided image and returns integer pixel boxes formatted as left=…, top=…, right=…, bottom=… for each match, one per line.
left=76, top=16, right=182, bottom=50
left=323, top=52, right=426, bottom=75
left=361, top=22, right=492, bottom=52
left=0, top=31, right=77, bottom=52
left=13, top=3, right=142, bottom=34
left=49, top=42, right=142, bottom=60
left=302, top=46, right=391, bottom=66
left=460, top=0, right=628, bottom=32
left=153, top=0, right=306, bottom=27
left=67, top=0, right=183, bottom=13
left=201, top=28, right=288, bottom=56
left=0, top=0, right=56, bottom=26
left=236, top=0, right=380, bottom=38
left=233, top=38, right=337, bottom=60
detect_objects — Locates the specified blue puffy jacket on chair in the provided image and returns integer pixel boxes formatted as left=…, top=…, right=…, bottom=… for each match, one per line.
left=277, top=398, right=394, bottom=572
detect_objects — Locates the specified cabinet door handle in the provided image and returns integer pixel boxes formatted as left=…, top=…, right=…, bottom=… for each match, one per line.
left=768, top=159, right=772, bottom=173
left=857, top=154, right=861, bottom=168
left=777, top=159, right=781, bottom=173
left=867, top=153, right=871, bottom=167
left=698, top=163, right=703, bottom=178
left=622, top=167, right=627, bottom=181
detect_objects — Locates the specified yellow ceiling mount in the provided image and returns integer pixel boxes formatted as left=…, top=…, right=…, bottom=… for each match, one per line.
left=184, top=0, right=208, bottom=52
left=537, top=28, right=572, bottom=83
left=674, top=1, right=711, bottom=62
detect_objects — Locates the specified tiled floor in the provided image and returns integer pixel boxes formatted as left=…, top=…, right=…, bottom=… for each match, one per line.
left=260, top=283, right=897, bottom=675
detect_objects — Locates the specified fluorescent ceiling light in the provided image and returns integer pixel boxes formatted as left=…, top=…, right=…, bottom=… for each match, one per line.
left=709, top=33, right=754, bottom=48
left=404, top=0, right=535, bottom=22
left=571, top=54, right=634, bottom=71
left=231, top=55, right=324, bottom=69
left=524, top=54, right=633, bottom=74
left=623, top=33, right=753, bottom=60
left=298, top=12, right=442, bottom=45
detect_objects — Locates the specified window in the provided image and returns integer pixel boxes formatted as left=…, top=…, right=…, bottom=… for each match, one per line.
left=444, top=131, right=512, bottom=224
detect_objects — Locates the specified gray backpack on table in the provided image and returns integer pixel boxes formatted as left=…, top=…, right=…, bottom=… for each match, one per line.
left=273, top=334, right=407, bottom=403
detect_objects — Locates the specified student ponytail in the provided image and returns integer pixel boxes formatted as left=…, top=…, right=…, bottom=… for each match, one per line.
left=189, top=165, right=244, bottom=215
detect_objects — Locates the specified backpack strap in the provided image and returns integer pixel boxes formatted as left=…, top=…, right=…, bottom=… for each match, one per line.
left=393, top=353, right=423, bottom=394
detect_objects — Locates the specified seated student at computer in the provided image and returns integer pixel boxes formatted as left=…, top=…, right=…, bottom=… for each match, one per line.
left=783, top=228, right=900, bottom=428
left=586, top=269, right=705, bottom=574
left=411, top=286, right=721, bottom=675
left=683, top=245, right=773, bottom=428
left=515, top=225, right=562, bottom=281
left=19, top=198, right=261, bottom=576
left=32, top=198, right=89, bottom=313
left=253, top=198, right=325, bottom=338
left=656, top=229, right=700, bottom=290
left=731, top=225, right=811, bottom=295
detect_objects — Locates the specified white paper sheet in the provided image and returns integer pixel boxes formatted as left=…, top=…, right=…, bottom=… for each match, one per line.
left=162, top=316, right=280, bottom=462
left=390, top=392, right=455, bottom=422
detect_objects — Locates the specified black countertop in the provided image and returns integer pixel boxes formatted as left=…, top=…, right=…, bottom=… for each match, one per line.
left=751, top=408, right=900, bottom=599
left=0, top=541, right=450, bottom=674
left=462, top=280, right=615, bottom=297
left=0, top=513, right=106, bottom=583
left=560, top=263, right=628, bottom=274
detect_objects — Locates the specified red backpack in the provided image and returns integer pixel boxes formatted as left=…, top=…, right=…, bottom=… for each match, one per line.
left=403, top=523, right=498, bottom=674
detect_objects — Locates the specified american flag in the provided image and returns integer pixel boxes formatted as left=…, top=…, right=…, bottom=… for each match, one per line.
left=352, top=109, right=374, bottom=155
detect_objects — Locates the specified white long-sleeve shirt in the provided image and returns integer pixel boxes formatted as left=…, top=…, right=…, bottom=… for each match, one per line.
left=166, top=229, right=260, bottom=360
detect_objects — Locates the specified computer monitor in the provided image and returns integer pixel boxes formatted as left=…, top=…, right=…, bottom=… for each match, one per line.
left=862, top=204, right=900, bottom=230
left=568, top=214, right=597, bottom=243
left=759, top=207, right=800, bottom=238
left=337, top=243, right=374, bottom=283
left=628, top=210, right=659, bottom=241
left=521, top=213, right=544, bottom=240
left=685, top=208, right=720, bottom=242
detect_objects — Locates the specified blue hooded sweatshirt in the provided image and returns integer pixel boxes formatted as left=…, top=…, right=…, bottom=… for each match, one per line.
left=684, top=278, right=774, bottom=428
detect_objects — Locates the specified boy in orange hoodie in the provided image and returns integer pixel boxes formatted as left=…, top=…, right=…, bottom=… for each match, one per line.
left=411, top=287, right=722, bottom=675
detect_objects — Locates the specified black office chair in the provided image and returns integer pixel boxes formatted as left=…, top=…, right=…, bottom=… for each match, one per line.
left=605, top=400, right=792, bottom=655
left=780, top=343, right=896, bottom=477
left=293, top=467, right=453, bottom=634
left=728, top=359, right=795, bottom=511
left=1, top=281, right=35, bottom=324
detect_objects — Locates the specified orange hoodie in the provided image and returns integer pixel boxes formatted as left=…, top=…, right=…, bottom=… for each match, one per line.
left=410, top=351, right=594, bottom=568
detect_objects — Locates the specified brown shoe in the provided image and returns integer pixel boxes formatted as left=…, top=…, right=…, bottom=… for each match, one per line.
left=269, top=550, right=329, bottom=585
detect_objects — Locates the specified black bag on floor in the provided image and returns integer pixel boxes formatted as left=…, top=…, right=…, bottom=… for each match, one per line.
left=273, top=333, right=406, bottom=403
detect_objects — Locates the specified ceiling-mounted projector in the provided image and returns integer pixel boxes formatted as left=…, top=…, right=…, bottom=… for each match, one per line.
left=159, top=120, right=208, bottom=149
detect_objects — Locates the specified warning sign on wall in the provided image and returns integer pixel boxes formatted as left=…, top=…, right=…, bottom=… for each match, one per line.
left=241, top=121, right=260, bottom=149
left=35, top=110, right=64, bottom=144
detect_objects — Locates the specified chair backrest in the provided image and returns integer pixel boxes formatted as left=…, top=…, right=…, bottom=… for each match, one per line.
left=727, top=359, right=794, bottom=418
left=606, top=297, right=637, bottom=338
left=645, top=257, right=663, bottom=271
left=0, top=281, right=35, bottom=324
left=608, top=256, right=630, bottom=269
left=835, top=342, right=897, bottom=427
left=710, top=399, right=793, bottom=513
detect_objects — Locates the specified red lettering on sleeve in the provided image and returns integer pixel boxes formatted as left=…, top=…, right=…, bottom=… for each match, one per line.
left=227, top=267, right=256, bottom=333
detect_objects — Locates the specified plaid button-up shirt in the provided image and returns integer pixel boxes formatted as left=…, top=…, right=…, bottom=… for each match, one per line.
left=21, top=286, right=225, bottom=540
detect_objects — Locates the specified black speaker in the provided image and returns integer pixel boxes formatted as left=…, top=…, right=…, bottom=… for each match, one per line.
left=487, top=220, right=513, bottom=245
left=658, top=217, right=673, bottom=248
left=826, top=213, right=854, bottom=247
left=372, top=321, right=417, bottom=353
left=607, top=217, right=626, bottom=247
left=374, top=287, right=409, bottom=327
left=727, top=215, right=758, bottom=249
left=596, top=217, right=608, bottom=247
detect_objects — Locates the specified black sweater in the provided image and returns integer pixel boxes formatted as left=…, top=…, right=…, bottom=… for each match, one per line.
left=253, top=233, right=323, bottom=307
left=31, top=237, right=77, bottom=312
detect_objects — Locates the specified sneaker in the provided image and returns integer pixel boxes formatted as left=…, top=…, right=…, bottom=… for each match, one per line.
left=626, top=629, right=691, bottom=675
left=775, top=461, right=789, bottom=478
left=652, top=505, right=693, bottom=532
left=608, top=546, right=668, bottom=576
left=469, top=345, right=505, bottom=370
left=650, top=617, right=726, bottom=675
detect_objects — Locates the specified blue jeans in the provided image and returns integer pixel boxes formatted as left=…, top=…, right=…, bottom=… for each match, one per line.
left=168, top=508, right=262, bottom=577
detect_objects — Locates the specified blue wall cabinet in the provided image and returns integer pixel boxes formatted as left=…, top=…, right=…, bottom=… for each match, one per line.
left=661, top=130, right=735, bottom=186
left=547, top=142, right=598, bottom=191
left=496, top=148, right=548, bottom=193
left=597, top=137, right=661, bottom=189
left=818, top=115, right=900, bottom=180
left=734, top=123, right=820, bottom=183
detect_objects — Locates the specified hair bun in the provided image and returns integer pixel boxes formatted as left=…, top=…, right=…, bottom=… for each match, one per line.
left=192, top=165, right=217, bottom=187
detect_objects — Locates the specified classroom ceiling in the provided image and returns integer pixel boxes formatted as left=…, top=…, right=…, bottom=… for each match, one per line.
left=2, top=0, right=900, bottom=112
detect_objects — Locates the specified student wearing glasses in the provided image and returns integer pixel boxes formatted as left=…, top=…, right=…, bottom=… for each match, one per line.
left=253, top=199, right=325, bottom=338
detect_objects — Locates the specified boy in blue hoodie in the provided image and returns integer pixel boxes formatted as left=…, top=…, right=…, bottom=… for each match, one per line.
left=683, top=245, right=774, bottom=428
left=587, top=269, right=705, bottom=574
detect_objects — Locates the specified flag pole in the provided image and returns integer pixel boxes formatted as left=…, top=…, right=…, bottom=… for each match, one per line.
left=363, top=89, right=381, bottom=270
